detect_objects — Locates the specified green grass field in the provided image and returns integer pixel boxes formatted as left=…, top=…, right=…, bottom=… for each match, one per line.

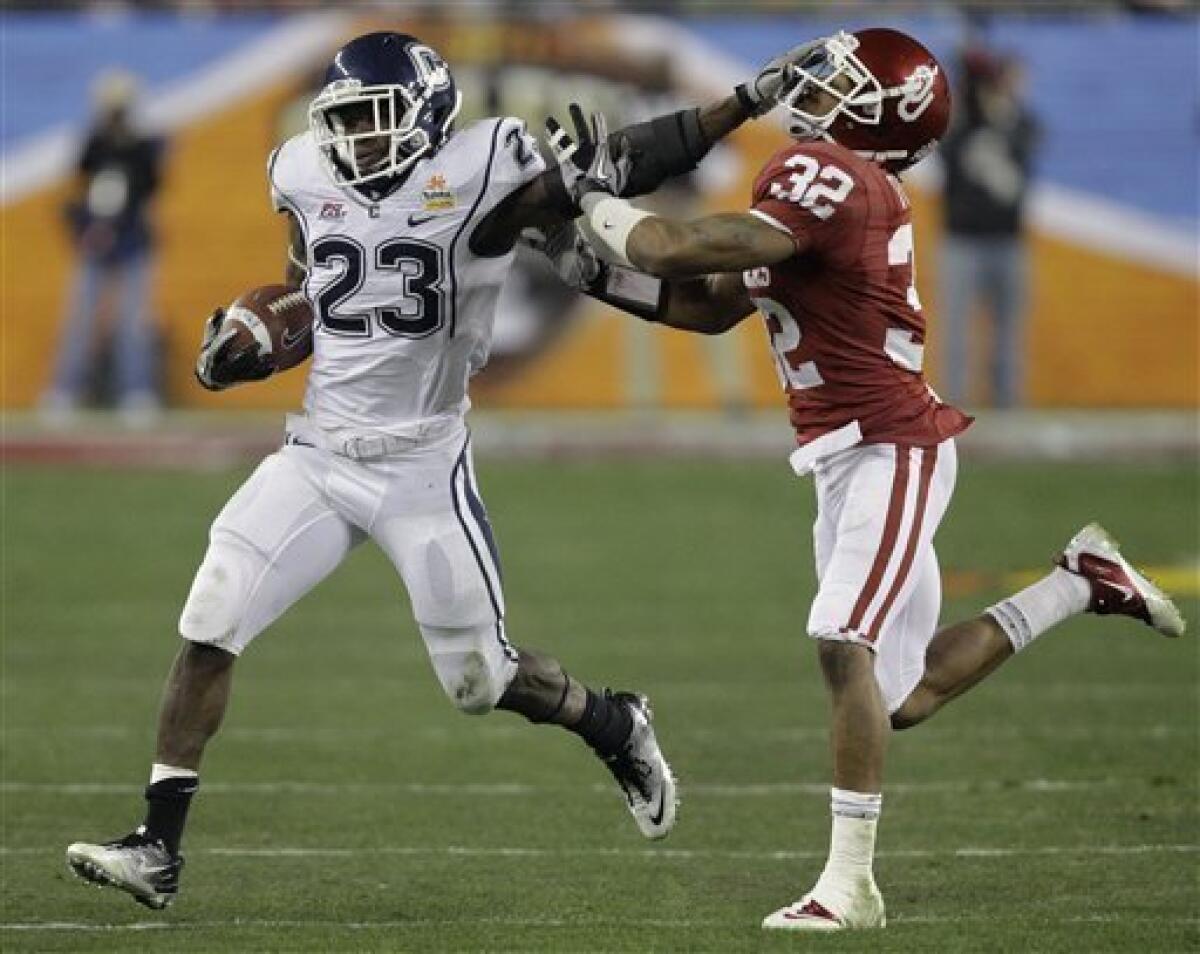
left=3, top=456, right=1197, bottom=953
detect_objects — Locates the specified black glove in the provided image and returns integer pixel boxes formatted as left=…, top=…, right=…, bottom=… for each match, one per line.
left=194, top=308, right=273, bottom=391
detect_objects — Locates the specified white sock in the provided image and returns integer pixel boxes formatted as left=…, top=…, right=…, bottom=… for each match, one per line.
left=986, top=567, right=1091, bottom=652
left=815, top=787, right=881, bottom=895
left=150, top=763, right=198, bottom=786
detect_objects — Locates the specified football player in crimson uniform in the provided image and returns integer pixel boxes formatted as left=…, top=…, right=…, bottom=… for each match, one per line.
left=540, top=28, right=1186, bottom=932
left=64, top=30, right=822, bottom=910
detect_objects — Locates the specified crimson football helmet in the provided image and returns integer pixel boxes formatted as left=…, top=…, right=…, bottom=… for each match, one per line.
left=779, top=28, right=951, bottom=172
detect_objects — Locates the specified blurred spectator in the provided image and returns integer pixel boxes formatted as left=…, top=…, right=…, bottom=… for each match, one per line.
left=42, top=69, right=166, bottom=424
left=938, top=45, right=1039, bottom=409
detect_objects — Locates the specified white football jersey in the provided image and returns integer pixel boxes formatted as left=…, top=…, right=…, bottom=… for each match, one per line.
left=268, top=117, right=545, bottom=434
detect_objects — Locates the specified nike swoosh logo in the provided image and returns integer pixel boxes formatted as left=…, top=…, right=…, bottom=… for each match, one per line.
left=281, top=327, right=311, bottom=350
left=1102, top=580, right=1135, bottom=601
left=648, top=787, right=667, bottom=827
left=408, top=212, right=437, bottom=227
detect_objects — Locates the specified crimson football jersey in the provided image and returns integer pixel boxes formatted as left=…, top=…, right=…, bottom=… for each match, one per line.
left=744, top=140, right=970, bottom=460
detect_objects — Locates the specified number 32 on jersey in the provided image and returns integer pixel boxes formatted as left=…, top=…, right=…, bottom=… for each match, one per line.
left=749, top=220, right=926, bottom=391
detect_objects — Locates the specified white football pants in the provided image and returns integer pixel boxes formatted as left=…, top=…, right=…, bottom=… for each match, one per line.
left=178, top=418, right=518, bottom=713
left=807, top=439, right=958, bottom=712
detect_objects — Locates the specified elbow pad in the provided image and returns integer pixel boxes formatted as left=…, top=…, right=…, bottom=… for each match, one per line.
left=613, top=108, right=710, bottom=198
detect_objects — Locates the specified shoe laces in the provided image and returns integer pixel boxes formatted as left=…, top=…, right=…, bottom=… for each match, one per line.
left=106, top=831, right=175, bottom=866
left=605, top=750, right=654, bottom=805
left=604, top=718, right=656, bottom=805
left=108, top=830, right=159, bottom=850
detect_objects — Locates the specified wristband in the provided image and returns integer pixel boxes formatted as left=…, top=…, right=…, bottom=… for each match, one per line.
left=581, top=193, right=654, bottom=266
left=734, top=83, right=759, bottom=115
left=586, top=262, right=665, bottom=322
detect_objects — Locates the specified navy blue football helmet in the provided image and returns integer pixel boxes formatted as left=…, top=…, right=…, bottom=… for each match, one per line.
left=309, top=32, right=461, bottom=191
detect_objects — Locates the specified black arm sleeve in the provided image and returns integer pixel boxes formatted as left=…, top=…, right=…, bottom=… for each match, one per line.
left=471, top=107, right=712, bottom=258
left=614, top=108, right=711, bottom=198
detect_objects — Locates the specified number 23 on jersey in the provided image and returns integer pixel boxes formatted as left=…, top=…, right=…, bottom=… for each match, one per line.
left=309, top=236, right=445, bottom=340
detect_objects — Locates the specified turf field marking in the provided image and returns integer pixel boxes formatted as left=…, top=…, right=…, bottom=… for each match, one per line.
left=206, top=843, right=1200, bottom=861
left=3, top=678, right=1190, bottom=701
left=894, top=914, right=1200, bottom=926
left=943, top=565, right=1199, bottom=598
left=5, top=843, right=1195, bottom=860
left=3, top=912, right=1198, bottom=932
left=3, top=722, right=1192, bottom=743
left=0, top=919, right=715, bottom=931
left=2, top=776, right=1187, bottom=797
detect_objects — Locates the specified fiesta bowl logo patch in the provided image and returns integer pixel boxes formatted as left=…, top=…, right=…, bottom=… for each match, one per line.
left=421, top=174, right=456, bottom=211
left=319, top=201, right=346, bottom=220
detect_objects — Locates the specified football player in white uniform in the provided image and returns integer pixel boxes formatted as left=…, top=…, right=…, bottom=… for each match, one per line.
left=65, top=30, right=815, bottom=910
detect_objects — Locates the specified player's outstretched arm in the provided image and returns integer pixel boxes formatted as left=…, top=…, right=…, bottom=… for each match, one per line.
left=469, top=94, right=750, bottom=257
left=657, top=271, right=757, bottom=333
left=470, top=40, right=818, bottom=256
left=626, top=212, right=796, bottom=278
left=527, top=223, right=755, bottom=335
left=544, top=107, right=797, bottom=278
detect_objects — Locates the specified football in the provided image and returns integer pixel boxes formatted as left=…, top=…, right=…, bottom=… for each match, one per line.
left=225, top=283, right=314, bottom=373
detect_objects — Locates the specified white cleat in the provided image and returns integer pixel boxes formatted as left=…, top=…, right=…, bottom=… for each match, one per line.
left=762, top=881, right=886, bottom=932
left=66, top=832, right=183, bottom=910
left=1057, top=523, right=1186, bottom=638
left=601, top=691, right=678, bottom=840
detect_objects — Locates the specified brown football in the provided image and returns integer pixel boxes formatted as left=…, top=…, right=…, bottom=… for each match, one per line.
left=226, top=284, right=314, bottom=373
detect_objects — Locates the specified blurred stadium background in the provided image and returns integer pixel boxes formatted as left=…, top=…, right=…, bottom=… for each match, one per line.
left=2, top=2, right=1197, bottom=951
left=2, top=0, right=1197, bottom=428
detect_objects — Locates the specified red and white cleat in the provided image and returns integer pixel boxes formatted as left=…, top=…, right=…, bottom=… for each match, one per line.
left=762, top=886, right=886, bottom=932
left=1057, top=523, right=1185, bottom=638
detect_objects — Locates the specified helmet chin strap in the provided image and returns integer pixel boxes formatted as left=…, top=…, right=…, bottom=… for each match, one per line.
left=326, top=148, right=409, bottom=203
left=789, top=120, right=913, bottom=171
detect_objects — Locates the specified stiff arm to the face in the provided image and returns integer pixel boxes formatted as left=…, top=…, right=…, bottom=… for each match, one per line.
left=536, top=106, right=802, bottom=335
left=467, top=93, right=753, bottom=258
left=468, top=39, right=825, bottom=258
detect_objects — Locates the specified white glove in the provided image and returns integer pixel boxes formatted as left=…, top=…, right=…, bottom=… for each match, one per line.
left=736, top=38, right=827, bottom=117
